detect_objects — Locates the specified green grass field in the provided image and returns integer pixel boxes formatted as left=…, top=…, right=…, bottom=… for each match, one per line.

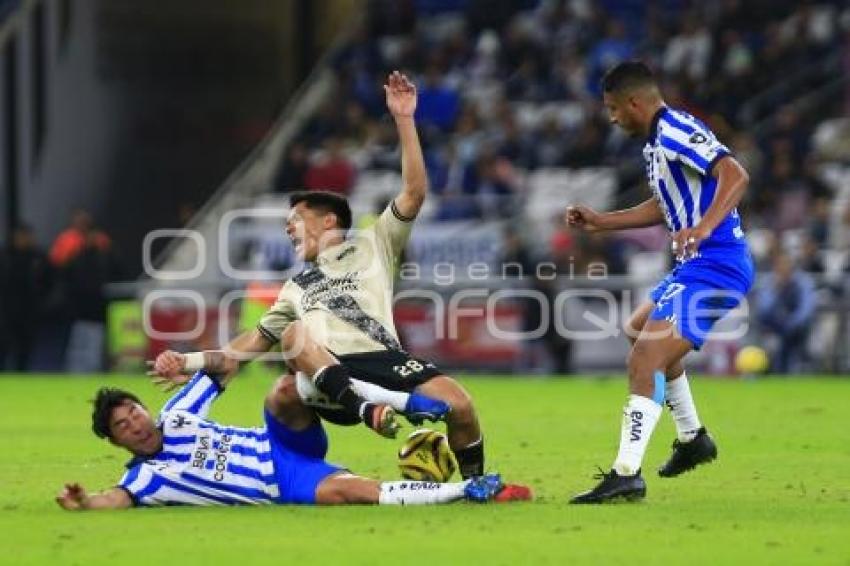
left=1, top=372, right=848, bottom=565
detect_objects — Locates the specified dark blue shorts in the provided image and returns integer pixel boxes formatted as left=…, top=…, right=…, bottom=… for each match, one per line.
left=264, top=410, right=342, bottom=504
left=649, top=248, right=755, bottom=350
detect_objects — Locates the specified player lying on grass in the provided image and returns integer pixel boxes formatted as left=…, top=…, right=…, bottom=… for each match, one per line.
left=566, top=61, right=753, bottom=503
left=149, top=71, right=489, bottom=479
left=56, top=370, right=531, bottom=510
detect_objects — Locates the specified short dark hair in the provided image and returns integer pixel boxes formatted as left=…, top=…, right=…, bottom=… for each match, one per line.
left=289, top=191, right=352, bottom=231
left=601, top=61, right=657, bottom=94
left=91, top=387, right=143, bottom=439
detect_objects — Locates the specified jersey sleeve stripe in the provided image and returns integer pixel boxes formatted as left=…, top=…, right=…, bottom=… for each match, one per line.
left=119, top=463, right=143, bottom=490
left=121, top=465, right=156, bottom=499
left=160, top=374, right=201, bottom=413
left=161, top=372, right=217, bottom=413
left=706, top=150, right=729, bottom=174
left=185, top=384, right=218, bottom=415
left=659, top=134, right=711, bottom=172
left=161, top=373, right=221, bottom=417
left=390, top=200, right=415, bottom=222
left=256, top=324, right=279, bottom=344
left=663, top=112, right=697, bottom=135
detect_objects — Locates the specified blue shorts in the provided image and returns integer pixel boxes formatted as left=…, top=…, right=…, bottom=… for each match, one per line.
left=264, top=410, right=343, bottom=504
left=649, top=246, right=755, bottom=350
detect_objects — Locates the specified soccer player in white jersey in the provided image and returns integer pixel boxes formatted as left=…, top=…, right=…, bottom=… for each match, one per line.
left=55, top=371, right=531, bottom=510
left=566, top=61, right=754, bottom=503
left=149, top=72, right=488, bottom=479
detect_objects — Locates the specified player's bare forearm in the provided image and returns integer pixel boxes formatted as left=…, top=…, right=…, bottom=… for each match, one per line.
left=56, top=485, right=131, bottom=511
left=151, top=329, right=274, bottom=388
left=599, top=198, right=665, bottom=231
left=697, top=156, right=749, bottom=234
left=384, top=71, right=425, bottom=219
left=213, top=328, right=276, bottom=382
left=393, top=116, right=427, bottom=219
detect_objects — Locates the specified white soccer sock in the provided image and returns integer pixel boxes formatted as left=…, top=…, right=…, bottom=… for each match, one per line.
left=350, top=379, right=409, bottom=412
left=613, top=395, right=662, bottom=476
left=378, top=480, right=469, bottom=505
left=296, top=371, right=409, bottom=411
left=665, top=372, right=702, bottom=442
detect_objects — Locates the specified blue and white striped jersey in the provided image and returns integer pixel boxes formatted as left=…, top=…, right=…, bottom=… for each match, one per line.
left=117, top=373, right=279, bottom=506
left=644, top=107, right=745, bottom=247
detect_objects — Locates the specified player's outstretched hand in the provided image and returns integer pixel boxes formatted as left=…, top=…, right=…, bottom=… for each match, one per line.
left=565, top=205, right=604, bottom=232
left=384, top=70, right=417, bottom=119
left=56, top=483, right=88, bottom=511
left=671, top=226, right=709, bottom=261
left=146, top=350, right=190, bottom=391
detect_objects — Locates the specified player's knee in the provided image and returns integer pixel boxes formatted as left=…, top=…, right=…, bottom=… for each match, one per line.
left=627, top=341, right=662, bottom=380
left=445, top=389, right=476, bottom=426
left=317, top=477, right=376, bottom=505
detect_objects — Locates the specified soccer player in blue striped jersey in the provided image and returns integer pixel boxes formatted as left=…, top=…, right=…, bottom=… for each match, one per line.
left=566, top=61, right=754, bottom=503
left=56, top=371, right=531, bottom=510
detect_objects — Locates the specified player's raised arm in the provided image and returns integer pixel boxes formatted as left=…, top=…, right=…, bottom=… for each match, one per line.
left=384, top=71, right=426, bottom=220
left=148, top=328, right=275, bottom=390
left=55, top=483, right=132, bottom=511
left=566, top=198, right=665, bottom=233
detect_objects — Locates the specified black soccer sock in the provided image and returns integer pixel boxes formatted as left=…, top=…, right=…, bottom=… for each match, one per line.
left=313, top=364, right=368, bottom=421
left=454, top=437, right=484, bottom=479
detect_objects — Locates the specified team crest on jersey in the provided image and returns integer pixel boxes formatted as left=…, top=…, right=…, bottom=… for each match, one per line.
left=171, top=414, right=193, bottom=429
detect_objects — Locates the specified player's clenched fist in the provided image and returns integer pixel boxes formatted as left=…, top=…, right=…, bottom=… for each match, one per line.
left=565, top=205, right=604, bottom=232
left=56, top=483, right=88, bottom=511
left=148, top=350, right=186, bottom=377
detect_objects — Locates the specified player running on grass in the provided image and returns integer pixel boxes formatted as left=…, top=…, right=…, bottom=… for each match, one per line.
left=149, top=71, right=488, bottom=479
left=56, top=371, right=531, bottom=510
left=566, top=61, right=754, bottom=503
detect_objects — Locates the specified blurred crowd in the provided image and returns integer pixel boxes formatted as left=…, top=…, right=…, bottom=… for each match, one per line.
left=272, top=0, right=850, bottom=373
left=0, top=211, right=123, bottom=371
left=4, top=1, right=849, bottom=374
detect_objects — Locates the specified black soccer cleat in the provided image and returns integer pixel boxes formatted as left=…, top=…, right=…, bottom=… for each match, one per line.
left=657, top=427, right=717, bottom=478
left=569, top=468, right=646, bottom=504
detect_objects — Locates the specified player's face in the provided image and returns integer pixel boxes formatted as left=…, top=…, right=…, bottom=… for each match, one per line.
left=108, top=401, right=161, bottom=456
left=286, top=203, right=335, bottom=262
left=603, top=91, right=640, bottom=136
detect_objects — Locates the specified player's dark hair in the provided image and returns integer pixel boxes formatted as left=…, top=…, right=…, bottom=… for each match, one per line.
left=601, top=61, right=657, bottom=94
left=289, top=191, right=353, bottom=231
left=91, top=387, right=144, bottom=439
